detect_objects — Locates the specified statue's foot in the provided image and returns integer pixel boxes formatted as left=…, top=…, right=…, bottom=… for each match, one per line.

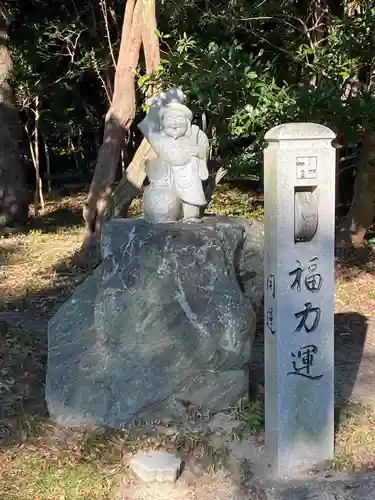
left=182, top=203, right=201, bottom=221
left=183, top=217, right=203, bottom=223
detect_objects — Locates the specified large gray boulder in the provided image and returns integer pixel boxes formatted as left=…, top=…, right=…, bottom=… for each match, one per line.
left=46, top=216, right=264, bottom=428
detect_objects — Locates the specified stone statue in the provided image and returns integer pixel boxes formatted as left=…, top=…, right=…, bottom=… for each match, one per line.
left=138, top=88, right=210, bottom=223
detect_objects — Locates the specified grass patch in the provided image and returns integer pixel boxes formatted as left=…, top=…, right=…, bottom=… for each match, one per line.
left=0, top=325, right=46, bottom=423
left=239, top=458, right=254, bottom=483
left=328, top=403, right=375, bottom=472
left=335, top=270, right=375, bottom=317
left=2, top=184, right=375, bottom=493
left=0, top=416, right=232, bottom=498
left=0, top=226, right=84, bottom=313
left=0, top=188, right=108, bottom=313
left=1, top=186, right=259, bottom=498
left=174, top=428, right=229, bottom=472
left=0, top=226, right=83, bottom=313
left=0, top=449, right=115, bottom=500
left=231, top=397, right=265, bottom=437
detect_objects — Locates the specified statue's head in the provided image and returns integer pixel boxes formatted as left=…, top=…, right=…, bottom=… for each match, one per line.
left=159, top=102, right=193, bottom=139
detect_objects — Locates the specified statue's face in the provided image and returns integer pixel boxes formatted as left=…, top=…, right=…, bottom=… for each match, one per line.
left=162, top=111, right=188, bottom=139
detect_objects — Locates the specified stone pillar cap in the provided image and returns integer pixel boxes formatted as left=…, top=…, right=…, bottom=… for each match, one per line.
left=265, top=122, right=336, bottom=141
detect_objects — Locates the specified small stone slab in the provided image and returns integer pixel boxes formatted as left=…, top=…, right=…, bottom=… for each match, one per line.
left=129, top=451, right=182, bottom=483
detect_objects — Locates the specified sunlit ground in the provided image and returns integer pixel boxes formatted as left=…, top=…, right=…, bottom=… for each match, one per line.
left=1, top=185, right=375, bottom=497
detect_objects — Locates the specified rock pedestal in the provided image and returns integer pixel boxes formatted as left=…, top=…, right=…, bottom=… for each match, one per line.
left=45, top=216, right=263, bottom=428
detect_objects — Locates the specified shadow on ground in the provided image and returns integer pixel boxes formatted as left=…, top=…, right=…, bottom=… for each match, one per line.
left=251, top=471, right=375, bottom=499
left=0, top=246, right=97, bottom=316
left=0, top=185, right=88, bottom=237
left=0, top=242, right=22, bottom=269
left=336, top=250, right=375, bottom=279
left=31, top=206, right=84, bottom=232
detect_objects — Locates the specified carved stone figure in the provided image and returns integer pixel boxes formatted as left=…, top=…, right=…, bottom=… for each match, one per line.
left=138, top=89, right=209, bottom=222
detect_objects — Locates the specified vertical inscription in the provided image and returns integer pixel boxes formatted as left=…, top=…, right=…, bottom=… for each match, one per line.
left=267, top=274, right=276, bottom=298
left=266, top=274, right=276, bottom=335
left=288, top=257, right=323, bottom=379
left=266, top=307, right=275, bottom=335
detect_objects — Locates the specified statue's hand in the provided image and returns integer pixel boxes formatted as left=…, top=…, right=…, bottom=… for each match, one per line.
left=189, top=145, right=201, bottom=157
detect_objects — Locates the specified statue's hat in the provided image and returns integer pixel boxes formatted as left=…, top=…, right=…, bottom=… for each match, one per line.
left=159, top=101, right=193, bottom=122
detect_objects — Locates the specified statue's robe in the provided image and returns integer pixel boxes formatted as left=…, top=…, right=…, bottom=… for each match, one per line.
left=145, top=124, right=210, bottom=207
left=171, top=125, right=209, bottom=207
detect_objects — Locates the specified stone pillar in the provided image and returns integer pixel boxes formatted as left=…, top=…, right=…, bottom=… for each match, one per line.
left=263, top=123, right=336, bottom=477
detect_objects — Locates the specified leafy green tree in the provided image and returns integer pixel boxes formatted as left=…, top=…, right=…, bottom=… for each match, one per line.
left=149, top=0, right=375, bottom=248
left=1, top=0, right=375, bottom=249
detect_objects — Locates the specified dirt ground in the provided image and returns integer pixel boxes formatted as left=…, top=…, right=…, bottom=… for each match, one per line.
left=1, top=186, right=375, bottom=499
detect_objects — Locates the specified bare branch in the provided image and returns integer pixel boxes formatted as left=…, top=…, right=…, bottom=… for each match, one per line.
left=238, top=16, right=273, bottom=21
left=91, top=50, right=112, bottom=104
left=239, top=13, right=305, bottom=37
left=0, top=1, right=13, bottom=26
left=99, top=0, right=117, bottom=70
left=249, top=29, right=294, bottom=57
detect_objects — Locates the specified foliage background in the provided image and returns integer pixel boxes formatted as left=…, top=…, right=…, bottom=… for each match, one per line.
left=5, top=1, right=375, bottom=211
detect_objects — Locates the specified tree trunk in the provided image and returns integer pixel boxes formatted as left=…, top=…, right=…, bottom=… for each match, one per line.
left=336, top=4, right=374, bottom=251
left=0, top=6, right=28, bottom=229
left=43, top=133, right=51, bottom=193
left=107, top=0, right=161, bottom=219
left=141, top=0, right=160, bottom=85
left=82, top=0, right=142, bottom=251
left=105, top=0, right=161, bottom=221
left=32, top=95, right=44, bottom=215
left=338, top=131, right=375, bottom=248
